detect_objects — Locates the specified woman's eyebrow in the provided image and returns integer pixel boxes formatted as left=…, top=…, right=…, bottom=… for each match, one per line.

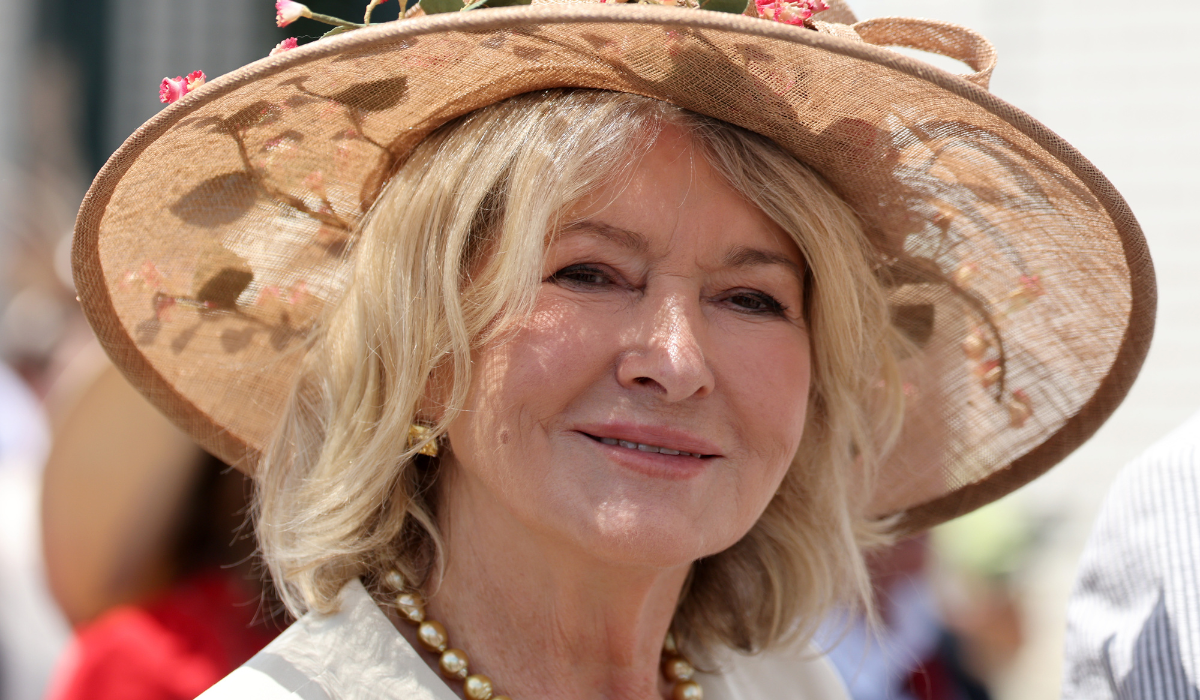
left=559, top=223, right=803, bottom=282
left=723, top=245, right=805, bottom=283
left=559, top=220, right=649, bottom=254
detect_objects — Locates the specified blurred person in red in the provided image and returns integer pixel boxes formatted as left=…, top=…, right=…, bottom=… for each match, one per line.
left=40, top=348, right=284, bottom=700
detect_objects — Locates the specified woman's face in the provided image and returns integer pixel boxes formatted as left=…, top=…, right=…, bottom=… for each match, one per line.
left=443, top=125, right=812, bottom=568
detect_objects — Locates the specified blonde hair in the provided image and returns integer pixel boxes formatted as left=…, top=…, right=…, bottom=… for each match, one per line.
left=256, top=89, right=906, bottom=656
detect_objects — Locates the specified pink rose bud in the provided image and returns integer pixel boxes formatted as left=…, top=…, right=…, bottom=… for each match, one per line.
left=185, top=70, right=206, bottom=91
left=276, top=0, right=312, bottom=27
left=159, top=76, right=188, bottom=104
left=754, top=0, right=829, bottom=25
left=160, top=70, right=206, bottom=104
left=270, top=37, right=300, bottom=56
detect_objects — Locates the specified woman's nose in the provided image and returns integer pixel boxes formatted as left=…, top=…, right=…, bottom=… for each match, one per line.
left=616, top=291, right=716, bottom=402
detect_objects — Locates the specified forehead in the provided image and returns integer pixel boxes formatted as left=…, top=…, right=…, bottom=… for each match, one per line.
left=558, top=125, right=803, bottom=267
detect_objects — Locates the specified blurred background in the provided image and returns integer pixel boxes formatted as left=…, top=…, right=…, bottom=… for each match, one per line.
left=0, top=0, right=1196, bottom=699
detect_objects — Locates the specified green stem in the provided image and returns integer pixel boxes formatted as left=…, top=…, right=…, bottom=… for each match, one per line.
left=306, top=11, right=367, bottom=29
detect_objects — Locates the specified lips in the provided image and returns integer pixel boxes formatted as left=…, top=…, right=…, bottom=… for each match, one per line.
left=574, top=423, right=722, bottom=459
left=591, top=436, right=706, bottom=457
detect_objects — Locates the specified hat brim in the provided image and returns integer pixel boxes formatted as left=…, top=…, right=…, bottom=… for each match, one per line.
left=73, top=4, right=1154, bottom=532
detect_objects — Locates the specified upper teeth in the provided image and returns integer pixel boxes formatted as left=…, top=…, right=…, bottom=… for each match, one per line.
left=598, top=437, right=702, bottom=457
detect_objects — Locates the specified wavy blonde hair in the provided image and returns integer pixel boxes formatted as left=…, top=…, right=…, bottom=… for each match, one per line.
left=256, top=89, right=906, bottom=657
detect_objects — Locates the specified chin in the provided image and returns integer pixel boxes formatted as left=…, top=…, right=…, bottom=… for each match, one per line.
left=567, top=499, right=746, bottom=569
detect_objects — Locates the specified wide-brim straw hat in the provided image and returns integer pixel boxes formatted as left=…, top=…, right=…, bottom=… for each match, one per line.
left=72, top=0, right=1154, bottom=533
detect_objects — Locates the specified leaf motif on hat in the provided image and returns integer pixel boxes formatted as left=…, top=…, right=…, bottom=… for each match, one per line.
left=577, top=32, right=613, bottom=50
left=169, top=172, right=260, bottom=227
left=193, top=246, right=254, bottom=310
left=890, top=304, right=935, bottom=350
left=223, top=101, right=285, bottom=133
left=611, top=29, right=802, bottom=130
left=220, top=325, right=259, bottom=353
left=511, top=45, right=546, bottom=61
left=196, top=268, right=255, bottom=310
left=733, top=44, right=775, bottom=63
left=177, top=115, right=228, bottom=133
left=324, top=76, right=410, bottom=112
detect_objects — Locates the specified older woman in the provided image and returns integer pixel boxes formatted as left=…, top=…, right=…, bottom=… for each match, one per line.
left=71, top=0, right=1153, bottom=698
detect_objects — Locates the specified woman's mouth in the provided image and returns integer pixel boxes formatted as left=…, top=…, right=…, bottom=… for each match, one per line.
left=578, top=429, right=715, bottom=480
left=587, top=435, right=708, bottom=458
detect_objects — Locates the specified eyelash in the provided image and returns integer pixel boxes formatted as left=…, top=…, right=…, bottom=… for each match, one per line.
left=548, top=264, right=790, bottom=317
left=550, top=264, right=615, bottom=288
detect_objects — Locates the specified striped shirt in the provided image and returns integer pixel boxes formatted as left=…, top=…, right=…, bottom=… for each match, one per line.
left=1062, top=409, right=1200, bottom=699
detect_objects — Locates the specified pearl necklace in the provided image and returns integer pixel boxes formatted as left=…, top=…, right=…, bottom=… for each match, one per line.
left=382, top=569, right=704, bottom=700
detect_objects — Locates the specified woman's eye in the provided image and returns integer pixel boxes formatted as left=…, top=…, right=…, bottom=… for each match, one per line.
left=549, top=264, right=614, bottom=288
left=726, top=291, right=787, bottom=315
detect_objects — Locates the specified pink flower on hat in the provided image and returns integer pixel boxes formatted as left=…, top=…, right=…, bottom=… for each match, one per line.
left=753, top=0, right=829, bottom=26
left=270, top=37, right=300, bottom=56
left=185, top=70, right=206, bottom=91
left=159, top=76, right=188, bottom=104
left=159, top=71, right=206, bottom=104
left=276, top=0, right=312, bottom=27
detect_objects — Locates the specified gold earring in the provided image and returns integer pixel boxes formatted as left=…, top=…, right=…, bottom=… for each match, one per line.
left=407, top=424, right=440, bottom=457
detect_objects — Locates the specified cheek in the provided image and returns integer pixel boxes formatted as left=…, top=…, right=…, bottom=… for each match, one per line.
left=720, top=333, right=812, bottom=487
left=452, top=296, right=613, bottom=467
left=495, top=297, right=613, bottom=410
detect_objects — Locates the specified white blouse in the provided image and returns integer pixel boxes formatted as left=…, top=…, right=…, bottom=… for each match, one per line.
left=198, top=578, right=849, bottom=700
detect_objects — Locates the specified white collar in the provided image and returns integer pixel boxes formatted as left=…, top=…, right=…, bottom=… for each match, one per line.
left=219, top=577, right=848, bottom=700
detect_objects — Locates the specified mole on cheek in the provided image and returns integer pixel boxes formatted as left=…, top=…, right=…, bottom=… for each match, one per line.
left=499, top=430, right=510, bottom=445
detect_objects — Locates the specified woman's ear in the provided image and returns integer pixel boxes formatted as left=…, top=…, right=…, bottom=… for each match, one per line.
left=415, top=357, right=455, bottom=427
